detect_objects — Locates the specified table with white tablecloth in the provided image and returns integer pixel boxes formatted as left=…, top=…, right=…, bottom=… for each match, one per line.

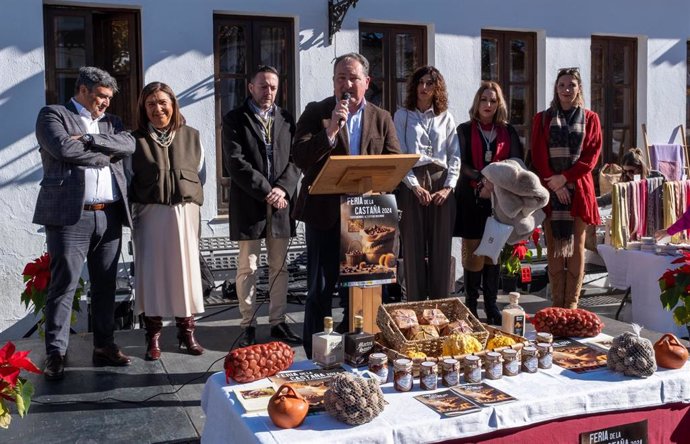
left=597, top=244, right=687, bottom=338
left=200, top=349, right=690, bottom=444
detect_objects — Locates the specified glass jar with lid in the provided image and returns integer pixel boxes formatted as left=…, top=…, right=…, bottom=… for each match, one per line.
left=484, top=351, right=503, bottom=380
left=368, top=353, right=389, bottom=384
left=502, top=348, right=520, bottom=376
left=464, top=355, right=482, bottom=383
left=441, top=358, right=459, bottom=386
left=393, top=358, right=413, bottom=392
left=419, top=361, right=438, bottom=390
left=521, top=346, right=538, bottom=373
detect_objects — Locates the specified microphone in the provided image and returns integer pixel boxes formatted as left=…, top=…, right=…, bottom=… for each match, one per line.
left=339, top=92, right=351, bottom=128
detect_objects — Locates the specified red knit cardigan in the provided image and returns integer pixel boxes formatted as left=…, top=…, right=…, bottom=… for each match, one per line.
left=530, top=108, right=602, bottom=225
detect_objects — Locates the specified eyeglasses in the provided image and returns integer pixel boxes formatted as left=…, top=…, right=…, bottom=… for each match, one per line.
left=558, top=67, right=580, bottom=76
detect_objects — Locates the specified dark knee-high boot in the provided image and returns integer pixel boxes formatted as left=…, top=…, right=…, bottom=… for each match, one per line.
left=175, top=316, right=204, bottom=356
left=482, top=264, right=502, bottom=325
left=143, top=315, right=163, bottom=361
left=463, top=270, right=482, bottom=319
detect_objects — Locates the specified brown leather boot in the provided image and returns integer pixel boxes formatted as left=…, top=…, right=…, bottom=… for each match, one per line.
left=175, top=316, right=204, bottom=356
left=564, top=270, right=584, bottom=309
left=143, top=315, right=163, bottom=361
left=548, top=266, right=566, bottom=308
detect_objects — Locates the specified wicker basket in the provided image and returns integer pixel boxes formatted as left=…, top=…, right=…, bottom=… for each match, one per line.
left=376, top=297, right=489, bottom=357
left=374, top=325, right=528, bottom=376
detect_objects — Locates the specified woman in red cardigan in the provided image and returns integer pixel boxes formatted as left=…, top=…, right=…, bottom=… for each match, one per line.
left=530, top=67, right=602, bottom=309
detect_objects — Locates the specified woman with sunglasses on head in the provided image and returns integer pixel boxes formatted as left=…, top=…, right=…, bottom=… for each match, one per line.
left=531, top=67, right=602, bottom=310
left=394, top=65, right=460, bottom=301
left=454, top=81, right=523, bottom=324
left=597, top=147, right=662, bottom=206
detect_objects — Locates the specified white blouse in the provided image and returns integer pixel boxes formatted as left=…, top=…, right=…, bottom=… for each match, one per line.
left=393, top=107, right=461, bottom=189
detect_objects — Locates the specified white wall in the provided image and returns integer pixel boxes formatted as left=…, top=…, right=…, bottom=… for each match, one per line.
left=1, top=0, right=688, bottom=333
left=0, top=0, right=50, bottom=335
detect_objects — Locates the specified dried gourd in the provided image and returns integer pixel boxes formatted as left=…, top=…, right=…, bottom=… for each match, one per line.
left=407, top=350, right=427, bottom=359
left=442, top=333, right=482, bottom=356
left=486, top=334, right=516, bottom=350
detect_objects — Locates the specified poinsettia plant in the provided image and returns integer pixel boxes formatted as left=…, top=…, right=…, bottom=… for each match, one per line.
left=20, top=253, right=83, bottom=336
left=0, top=341, right=41, bottom=428
left=658, top=250, right=690, bottom=326
left=500, top=228, right=543, bottom=280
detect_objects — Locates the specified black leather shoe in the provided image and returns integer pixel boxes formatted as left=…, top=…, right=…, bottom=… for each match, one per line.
left=44, top=353, right=65, bottom=381
left=92, top=344, right=132, bottom=366
left=239, top=326, right=256, bottom=348
left=270, top=322, right=302, bottom=345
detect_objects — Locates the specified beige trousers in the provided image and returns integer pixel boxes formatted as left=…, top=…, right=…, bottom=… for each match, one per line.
left=543, top=216, right=587, bottom=309
left=236, top=207, right=290, bottom=328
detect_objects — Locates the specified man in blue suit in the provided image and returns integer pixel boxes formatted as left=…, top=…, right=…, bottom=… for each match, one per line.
left=34, top=66, right=135, bottom=380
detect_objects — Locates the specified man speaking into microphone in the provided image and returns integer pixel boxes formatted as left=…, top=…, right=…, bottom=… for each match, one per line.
left=293, top=52, right=400, bottom=357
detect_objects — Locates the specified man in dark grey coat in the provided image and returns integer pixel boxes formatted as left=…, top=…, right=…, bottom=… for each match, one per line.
left=222, top=66, right=301, bottom=347
left=34, top=66, right=135, bottom=380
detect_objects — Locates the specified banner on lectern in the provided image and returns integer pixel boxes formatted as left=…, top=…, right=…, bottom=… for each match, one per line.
left=339, top=194, right=399, bottom=287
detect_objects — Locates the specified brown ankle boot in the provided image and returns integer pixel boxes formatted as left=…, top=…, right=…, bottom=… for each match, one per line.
left=143, top=315, right=163, bottom=361
left=175, top=316, right=204, bottom=356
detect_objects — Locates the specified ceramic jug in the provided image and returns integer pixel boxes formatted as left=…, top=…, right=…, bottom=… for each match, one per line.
left=653, top=333, right=689, bottom=369
left=267, top=384, right=309, bottom=428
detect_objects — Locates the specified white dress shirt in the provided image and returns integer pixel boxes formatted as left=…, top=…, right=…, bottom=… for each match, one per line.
left=393, top=106, right=461, bottom=189
left=71, top=98, right=120, bottom=204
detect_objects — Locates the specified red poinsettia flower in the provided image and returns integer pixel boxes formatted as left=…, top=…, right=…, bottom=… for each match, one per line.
left=659, top=250, right=690, bottom=327
left=23, top=253, right=50, bottom=292
left=661, top=271, right=676, bottom=288
left=671, top=250, right=690, bottom=264
left=512, top=241, right=529, bottom=261
left=531, top=228, right=542, bottom=245
left=0, top=342, right=41, bottom=388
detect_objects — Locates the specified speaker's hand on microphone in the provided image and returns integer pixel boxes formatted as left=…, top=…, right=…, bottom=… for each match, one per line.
left=327, top=93, right=350, bottom=140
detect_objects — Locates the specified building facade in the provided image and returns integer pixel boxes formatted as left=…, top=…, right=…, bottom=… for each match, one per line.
left=1, top=0, right=688, bottom=332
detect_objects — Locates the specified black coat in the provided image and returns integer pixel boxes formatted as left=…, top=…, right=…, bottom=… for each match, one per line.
left=222, top=99, right=299, bottom=240
left=454, top=121, right=523, bottom=239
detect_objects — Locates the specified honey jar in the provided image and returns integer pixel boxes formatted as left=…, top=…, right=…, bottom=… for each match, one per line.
left=441, top=358, right=459, bottom=386
left=502, top=348, right=520, bottom=376
left=419, top=361, right=438, bottom=390
left=521, top=346, right=538, bottom=373
left=537, top=343, right=553, bottom=369
left=464, top=355, right=482, bottom=383
left=484, top=351, right=502, bottom=380
left=393, top=358, right=413, bottom=392
left=536, top=332, right=553, bottom=344
left=368, top=353, right=389, bottom=384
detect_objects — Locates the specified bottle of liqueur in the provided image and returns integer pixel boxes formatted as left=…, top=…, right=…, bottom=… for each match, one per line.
left=344, top=315, right=375, bottom=367
left=312, top=316, right=344, bottom=369
left=501, top=292, right=526, bottom=336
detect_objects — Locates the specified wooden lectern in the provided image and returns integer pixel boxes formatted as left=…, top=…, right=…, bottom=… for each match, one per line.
left=309, top=154, right=420, bottom=333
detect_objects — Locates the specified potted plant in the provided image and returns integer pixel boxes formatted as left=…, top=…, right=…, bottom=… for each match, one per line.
left=20, top=253, right=83, bottom=336
left=658, top=250, right=690, bottom=337
left=499, top=228, right=543, bottom=292
left=0, top=341, right=41, bottom=428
